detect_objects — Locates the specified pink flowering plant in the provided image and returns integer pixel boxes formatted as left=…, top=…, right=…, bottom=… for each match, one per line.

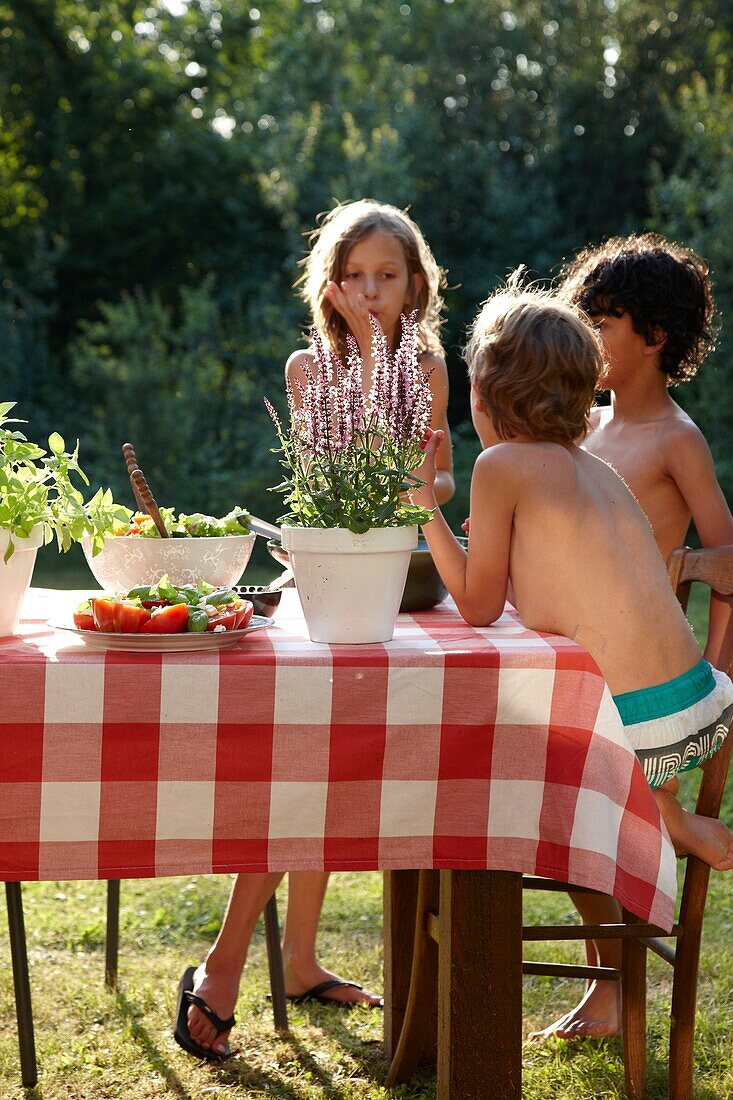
left=265, top=314, right=434, bottom=533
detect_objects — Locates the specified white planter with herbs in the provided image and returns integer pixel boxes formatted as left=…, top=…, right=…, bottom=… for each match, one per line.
left=0, top=526, right=44, bottom=636
left=282, top=524, right=417, bottom=644
left=265, top=314, right=434, bottom=646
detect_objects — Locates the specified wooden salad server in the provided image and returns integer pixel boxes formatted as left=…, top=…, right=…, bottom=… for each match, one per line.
left=130, top=470, right=168, bottom=538
left=122, top=443, right=147, bottom=514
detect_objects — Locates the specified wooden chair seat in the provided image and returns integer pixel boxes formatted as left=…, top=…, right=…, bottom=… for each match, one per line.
left=520, top=544, right=733, bottom=1100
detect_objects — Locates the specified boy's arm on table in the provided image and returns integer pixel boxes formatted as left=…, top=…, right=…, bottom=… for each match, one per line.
left=666, top=420, right=733, bottom=669
left=422, top=352, right=455, bottom=506
left=411, top=433, right=513, bottom=626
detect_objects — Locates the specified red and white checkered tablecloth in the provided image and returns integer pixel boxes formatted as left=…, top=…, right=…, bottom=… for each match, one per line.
left=0, top=588, right=677, bottom=929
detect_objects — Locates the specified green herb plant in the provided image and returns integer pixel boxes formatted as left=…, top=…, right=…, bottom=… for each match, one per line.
left=0, top=401, right=127, bottom=562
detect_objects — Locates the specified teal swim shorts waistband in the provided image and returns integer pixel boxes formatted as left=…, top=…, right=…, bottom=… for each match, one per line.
left=612, top=659, right=715, bottom=726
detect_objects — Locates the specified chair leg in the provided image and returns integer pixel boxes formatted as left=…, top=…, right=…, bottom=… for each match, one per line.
left=105, top=880, right=121, bottom=989
left=668, top=861, right=708, bottom=1100
left=5, top=883, right=38, bottom=1088
left=621, top=909, right=648, bottom=1100
left=264, top=892, right=288, bottom=1031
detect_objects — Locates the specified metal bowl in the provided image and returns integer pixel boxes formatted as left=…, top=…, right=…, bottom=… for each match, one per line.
left=266, top=539, right=290, bottom=570
left=400, top=536, right=467, bottom=613
left=236, top=585, right=283, bottom=618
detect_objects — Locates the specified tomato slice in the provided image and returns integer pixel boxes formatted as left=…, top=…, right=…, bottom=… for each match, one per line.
left=115, top=602, right=152, bottom=633
left=234, top=599, right=254, bottom=629
left=205, top=608, right=238, bottom=632
left=206, top=598, right=254, bottom=632
left=91, top=598, right=151, bottom=633
left=91, top=597, right=117, bottom=632
left=73, top=601, right=97, bottom=632
left=140, top=602, right=190, bottom=634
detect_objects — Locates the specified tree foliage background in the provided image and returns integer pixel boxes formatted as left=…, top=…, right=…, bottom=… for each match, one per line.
left=2, top=0, right=732, bottom=534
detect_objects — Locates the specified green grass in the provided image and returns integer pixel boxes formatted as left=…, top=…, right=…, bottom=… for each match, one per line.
left=1, top=851, right=732, bottom=1099
left=3, top=575, right=726, bottom=1097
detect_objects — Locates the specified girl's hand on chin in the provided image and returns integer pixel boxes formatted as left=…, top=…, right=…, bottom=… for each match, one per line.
left=325, top=281, right=374, bottom=348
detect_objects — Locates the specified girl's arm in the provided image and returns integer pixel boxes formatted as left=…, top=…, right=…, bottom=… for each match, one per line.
left=284, top=349, right=315, bottom=411
left=410, top=432, right=513, bottom=626
left=420, top=352, right=455, bottom=506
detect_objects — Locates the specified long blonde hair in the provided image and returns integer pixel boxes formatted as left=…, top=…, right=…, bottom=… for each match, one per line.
left=298, top=199, right=446, bottom=358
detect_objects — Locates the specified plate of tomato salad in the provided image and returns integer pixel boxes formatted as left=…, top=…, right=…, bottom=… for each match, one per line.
left=53, top=575, right=274, bottom=652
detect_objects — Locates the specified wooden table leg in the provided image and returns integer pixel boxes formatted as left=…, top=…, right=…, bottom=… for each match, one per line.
left=383, top=869, right=421, bottom=1058
left=384, top=870, right=439, bottom=1086
left=437, top=870, right=522, bottom=1100
left=105, top=879, right=120, bottom=989
left=5, top=882, right=38, bottom=1088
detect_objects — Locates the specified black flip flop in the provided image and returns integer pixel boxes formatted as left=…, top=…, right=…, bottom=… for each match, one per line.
left=286, top=979, right=383, bottom=1008
left=173, top=965, right=235, bottom=1063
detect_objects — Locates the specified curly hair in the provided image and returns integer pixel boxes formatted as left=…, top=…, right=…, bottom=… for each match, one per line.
left=297, top=199, right=446, bottom=358
left=465, top=279, right=604, bottom=445
left=558, top=233, right=717, bottom=385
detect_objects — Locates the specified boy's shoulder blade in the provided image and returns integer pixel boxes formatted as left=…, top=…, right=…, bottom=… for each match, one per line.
left=476, top=440, right=565, bottom=475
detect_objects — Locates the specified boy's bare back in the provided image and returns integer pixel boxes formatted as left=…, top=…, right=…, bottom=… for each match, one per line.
left=470, top=438, right=701, bottom=696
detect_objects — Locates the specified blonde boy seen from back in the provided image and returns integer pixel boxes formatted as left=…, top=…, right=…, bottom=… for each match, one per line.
left=410, top=283, right=733, bottom=1042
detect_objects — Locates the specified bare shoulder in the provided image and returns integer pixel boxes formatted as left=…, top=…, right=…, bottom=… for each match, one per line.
left=419, top=350, right=448, bottom=388
left=419, top=350, right=447, bottom=374
left=475, top=441, right=545, bottom=480
left=658, top=405, right=712, bottom=462
left=284, top=348, right=315, bottom=386
left=587, top=403, right=610, bottom=430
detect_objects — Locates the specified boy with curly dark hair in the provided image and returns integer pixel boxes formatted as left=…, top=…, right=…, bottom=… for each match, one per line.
left=523, top=235, right=733, bottom=1042
left=560, top=233, right=733, bottom=668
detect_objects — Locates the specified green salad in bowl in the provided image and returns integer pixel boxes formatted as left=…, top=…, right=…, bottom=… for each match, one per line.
left=83, top=506, right=256, bottom=590
left=116, top=507, right=250, bottom=538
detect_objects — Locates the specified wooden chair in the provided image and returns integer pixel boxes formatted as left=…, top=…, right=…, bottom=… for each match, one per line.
left=385, top=545, right=733, bottom=1100
left=523, top=544, right=733, bottom=1100
left=5, top=881, right=288, bottom=1088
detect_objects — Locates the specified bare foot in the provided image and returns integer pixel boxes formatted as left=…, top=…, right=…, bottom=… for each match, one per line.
left=675, top=813, right=733, bottom=870
left=529, top=979, right=620, bottom=1042
left=654, top=789, right=733, bottom=870
left=284, top=959, right=382, bottom=1006
left=186, top=963, right=240, bottom=1055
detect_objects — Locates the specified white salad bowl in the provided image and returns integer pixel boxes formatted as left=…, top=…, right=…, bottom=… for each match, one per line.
left=82, top=532, right=256, bottom=591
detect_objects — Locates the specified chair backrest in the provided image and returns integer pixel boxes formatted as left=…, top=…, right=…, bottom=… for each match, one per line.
left=666, top=545, right=733, bottom=821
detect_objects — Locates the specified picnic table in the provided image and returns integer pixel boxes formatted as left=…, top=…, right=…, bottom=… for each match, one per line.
left=0, top=587, right=677, bottom=1097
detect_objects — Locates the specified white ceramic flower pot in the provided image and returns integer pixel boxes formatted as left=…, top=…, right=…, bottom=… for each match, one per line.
left=0, top=526, right=44, bottom=636
left=281, top=525, right=418, bottom=644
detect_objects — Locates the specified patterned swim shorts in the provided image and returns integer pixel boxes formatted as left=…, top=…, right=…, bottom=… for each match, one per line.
left=613, top=659, right=733, bottom=789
